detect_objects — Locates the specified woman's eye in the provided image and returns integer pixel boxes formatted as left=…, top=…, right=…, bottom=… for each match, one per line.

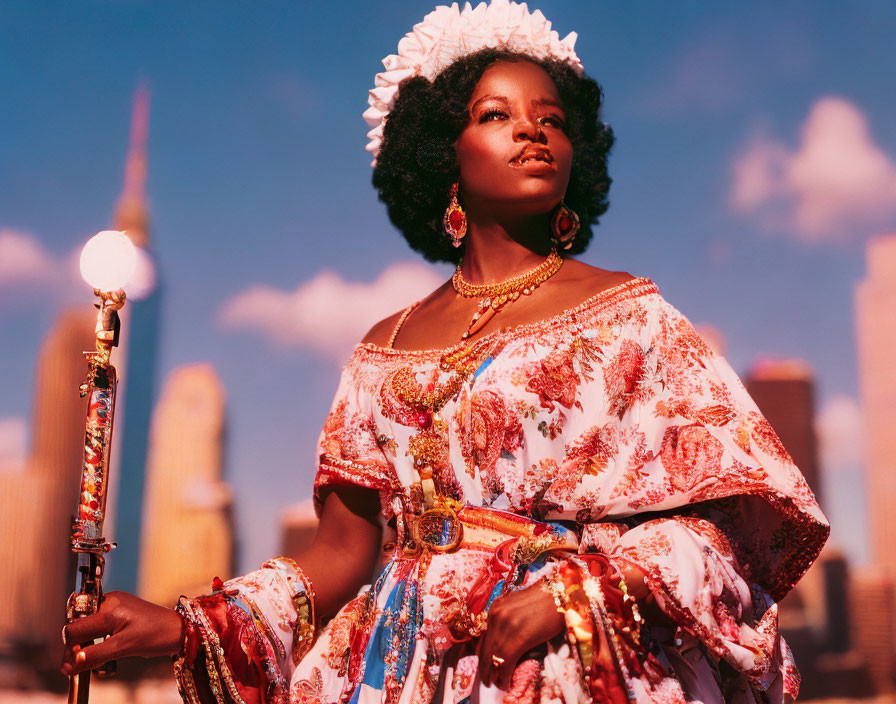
left=479, top=109, right=508, bottom=123
left=539, top=115, right=566, bottom=129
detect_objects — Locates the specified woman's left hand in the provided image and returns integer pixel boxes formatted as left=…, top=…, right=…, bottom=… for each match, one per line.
left=476, top=579, right=564, bottom=690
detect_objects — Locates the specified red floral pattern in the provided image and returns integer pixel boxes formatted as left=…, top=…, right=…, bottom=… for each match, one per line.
left=520, top=347, right=583, bottom=412
left=602, top=338, right=651, bottom=418
left=176, top=279, right=828, bottom=704
left=659, top=423, right=726, bottom=493
left=456, top=389, right=524, bottom=490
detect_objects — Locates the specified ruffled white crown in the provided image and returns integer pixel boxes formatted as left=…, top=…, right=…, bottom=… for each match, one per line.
left=363, top=0, right=583, bottom=165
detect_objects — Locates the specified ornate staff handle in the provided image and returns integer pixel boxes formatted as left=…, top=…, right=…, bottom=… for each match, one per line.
left=66, top=289, right=126, bottom=704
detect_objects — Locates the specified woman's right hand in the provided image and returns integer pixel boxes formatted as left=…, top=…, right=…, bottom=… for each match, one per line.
left=61, top=591, right=184, bottom=676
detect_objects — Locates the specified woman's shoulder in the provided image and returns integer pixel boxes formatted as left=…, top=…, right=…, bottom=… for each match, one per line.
left=554, top=263, right=680, bottom=345
left=555, top=259, right=638, bottom=298
left=361, top=309, right=407, bottom=348
left=550, top=259, right=658, bottom=318
left=361, top=279, right=455, bottom=348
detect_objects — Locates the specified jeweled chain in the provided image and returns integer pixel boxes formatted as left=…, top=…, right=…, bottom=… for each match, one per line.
left=388, top=344, right=485, bottom=417
left=384, top=341, right=494, bottom=511
left=452, top=248, right=563, bottom=339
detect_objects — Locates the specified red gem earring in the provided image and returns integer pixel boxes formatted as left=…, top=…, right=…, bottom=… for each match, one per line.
left=443, top=183, right=467, bottom=248
left=550, top=198, right=580, bottom=250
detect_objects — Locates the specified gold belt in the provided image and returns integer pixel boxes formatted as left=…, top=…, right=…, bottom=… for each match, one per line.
left=404, top=500, right=579, bottom=562
left=400, top=501, right=580, bottom=642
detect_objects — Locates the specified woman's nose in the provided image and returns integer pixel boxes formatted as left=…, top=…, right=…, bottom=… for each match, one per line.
left=512, top=114, right=546, bottom=144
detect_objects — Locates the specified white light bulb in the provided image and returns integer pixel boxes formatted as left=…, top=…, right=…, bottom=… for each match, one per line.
left=79, top=230, right=137, bottom=292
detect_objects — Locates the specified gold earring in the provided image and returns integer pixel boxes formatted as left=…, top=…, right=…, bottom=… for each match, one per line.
left=550, top=198, right=580, bottom=250
left=443, top=183, right=467, bottom=248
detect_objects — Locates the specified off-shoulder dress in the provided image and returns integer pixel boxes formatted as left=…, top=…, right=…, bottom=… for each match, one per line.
left=174, top=277, right=828, bottom=704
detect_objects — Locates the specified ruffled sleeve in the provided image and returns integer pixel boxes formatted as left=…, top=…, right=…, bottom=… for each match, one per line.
left=626, top=297, right=829, bottom=598
left=571, top=296, right=829, bottom=702
left=312, top=352, right=397, bottom=517
left=173, top=557, right=313, bottom=704
left=173, top=355, right=395, bottom=704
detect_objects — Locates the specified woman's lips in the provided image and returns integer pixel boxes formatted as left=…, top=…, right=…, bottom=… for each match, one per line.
left=509, top=156, right=557, bottom=174
left=510, top=146, right=556, bottom=174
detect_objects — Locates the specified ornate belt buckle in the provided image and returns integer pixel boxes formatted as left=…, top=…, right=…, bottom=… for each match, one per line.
left=410, top=499, right=464, bottom=553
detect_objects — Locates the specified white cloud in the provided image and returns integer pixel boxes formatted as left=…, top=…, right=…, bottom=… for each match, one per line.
left=0, top=417, right=27, bottom=471
left=218, top=261, right=445, bottom=356
left=0, top=229, right=56, bottom=284
left=730, top=97, right=896, bottom=241
left=0, top=229, right=132, bottom=311
left=816, top=395, right=864, bottom=474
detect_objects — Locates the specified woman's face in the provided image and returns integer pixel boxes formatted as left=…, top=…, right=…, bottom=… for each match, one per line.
left=454, top=60, right=573, bottom=218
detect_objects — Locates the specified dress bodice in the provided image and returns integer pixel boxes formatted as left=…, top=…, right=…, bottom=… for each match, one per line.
left=177, top=277, right=829, bottom=704
left=314, top=277, right=825, bottom=599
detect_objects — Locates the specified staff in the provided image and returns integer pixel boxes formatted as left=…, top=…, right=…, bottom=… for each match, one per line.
left=64, top=231, right=136, bottom=704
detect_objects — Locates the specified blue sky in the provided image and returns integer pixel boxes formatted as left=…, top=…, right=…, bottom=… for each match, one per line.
left=2, top=1, right=894, bottom=574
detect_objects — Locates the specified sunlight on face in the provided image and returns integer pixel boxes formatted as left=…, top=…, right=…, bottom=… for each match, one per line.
left=455, top=60, right=573, bottom=218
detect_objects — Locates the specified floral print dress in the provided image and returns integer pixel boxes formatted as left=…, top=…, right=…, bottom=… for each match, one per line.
left=174, top=277, right=828, bottom=704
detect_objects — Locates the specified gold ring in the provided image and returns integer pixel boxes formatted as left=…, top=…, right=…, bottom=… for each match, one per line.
left=491, top=655, right=505, bottom=668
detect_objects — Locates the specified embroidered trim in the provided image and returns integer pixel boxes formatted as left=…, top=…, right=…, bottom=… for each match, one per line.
left=173, top=597, right=248, bottom=704
left=357, top=277, right=659, bottom=358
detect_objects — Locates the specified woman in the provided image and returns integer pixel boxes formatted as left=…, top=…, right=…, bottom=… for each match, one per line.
left=61, top=3, right=828, bottom=703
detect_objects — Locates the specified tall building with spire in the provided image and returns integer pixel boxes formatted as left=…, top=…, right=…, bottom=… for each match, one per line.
left=855, top=234, right=896, bottom=580
left=105, top=84, right=162, bottom=593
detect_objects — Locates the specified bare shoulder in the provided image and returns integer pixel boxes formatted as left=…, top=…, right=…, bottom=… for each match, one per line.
left=558, top=258, right=639, bottom=297
left=361, top=309, right=407, bottom=347
left=361, top=279, right=453, bottom=347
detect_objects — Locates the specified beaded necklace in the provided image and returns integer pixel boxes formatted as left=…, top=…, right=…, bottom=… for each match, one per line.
left=452, top=248, right=563, bottom=338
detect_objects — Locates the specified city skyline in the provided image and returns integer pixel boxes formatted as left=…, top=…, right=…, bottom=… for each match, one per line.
left=1, top=1, right=893, bottom=573
left=138, top=363, right=231, bottom=606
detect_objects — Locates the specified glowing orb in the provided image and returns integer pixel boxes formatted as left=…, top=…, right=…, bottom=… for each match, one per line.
left=125, top=246, right=157, bottom=300
left=79, top=230, right=137, bottom=292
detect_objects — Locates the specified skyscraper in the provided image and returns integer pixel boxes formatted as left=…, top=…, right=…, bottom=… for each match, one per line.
left=744, top=358, right=828, bottom=660
left=849, top=568, right=896, bottom=692
left=855, top=234, right=896, bottom=580
left=105, top=84, right=162, bottom=593
left=0, top=310, right=95, bottom=668
left=138, top=364, right=232, bottom=605
left=745, top=358, right=822, bottom=503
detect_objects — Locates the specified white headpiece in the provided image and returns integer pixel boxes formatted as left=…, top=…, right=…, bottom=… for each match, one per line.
left=363, top=0, right=583, bottom=165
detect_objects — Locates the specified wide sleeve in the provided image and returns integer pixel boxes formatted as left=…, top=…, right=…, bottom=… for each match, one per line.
left=173, top=355, right=394, bottom=704
left=312, top=353, right=397, bottom=517
left=619, top=297, right=830, bottom=599
left=172, top=557, right=314, bottom=704
left=570, top=297, right=829, bottom=702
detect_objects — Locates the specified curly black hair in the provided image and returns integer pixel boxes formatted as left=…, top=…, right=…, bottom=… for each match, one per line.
left=371, top=48, right=615, bottom=264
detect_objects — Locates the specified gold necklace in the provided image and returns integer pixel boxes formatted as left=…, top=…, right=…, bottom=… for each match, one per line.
left=382, top=342, right=493, bottom=519
left=385, top=343, right=489, bottom=422
left=452, top=248, right=563, bottom=339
